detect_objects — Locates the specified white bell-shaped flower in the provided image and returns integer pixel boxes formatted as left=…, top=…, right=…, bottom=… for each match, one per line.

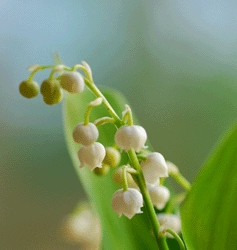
left=148, top=185, right=170, bottom=210
left=115, top=125, right=147, bottom=152
left=157, top=213, right=181, bottom=238
left=111, top=188, right=143, bottom=219
left=141, top=152, right=168, bottom=185
left=78, top=142, right=106, bottom=170
left=73, top=122, right=99, bottom=146
left=60, top=71, right=85, bottom=93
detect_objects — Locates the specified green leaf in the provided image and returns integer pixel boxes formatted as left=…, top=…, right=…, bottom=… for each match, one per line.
left=63, top=88, right=157, bottom=250
left=180, top=124, right=237, bottom=250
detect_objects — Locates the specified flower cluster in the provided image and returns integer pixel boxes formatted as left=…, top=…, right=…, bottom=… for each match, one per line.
left=112, top=123, right=171, bottom=219
left=19, top=61, right=187, bottom=245
left=19, top=63, right=86, bottom=105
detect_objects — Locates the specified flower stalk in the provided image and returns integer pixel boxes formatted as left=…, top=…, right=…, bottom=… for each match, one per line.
left=84, top=76, right=169, bottom=249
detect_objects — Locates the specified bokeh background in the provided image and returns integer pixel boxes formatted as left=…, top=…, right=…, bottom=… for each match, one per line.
left=1, top=0, right=237, bottom=249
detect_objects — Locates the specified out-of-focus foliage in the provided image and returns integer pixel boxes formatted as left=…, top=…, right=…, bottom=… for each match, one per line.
left=181, top=124, right=237, bottom=250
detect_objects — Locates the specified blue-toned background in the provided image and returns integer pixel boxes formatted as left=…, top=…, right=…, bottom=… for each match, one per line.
left=1, top=0, right=237, bottom=249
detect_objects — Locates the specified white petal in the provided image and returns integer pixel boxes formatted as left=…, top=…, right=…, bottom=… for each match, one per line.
left=78, top=142, right=106, bottom=170
left=148, top=185, right=170, bottom=210
left=111, top=188, right=143, bottom=219
left=60, top=72, right=85, bottom=93
left=157, top=213, right=181, bottom=238
left=115, top=125, right=147, bottom=152
left=141, top=152, right=168, bottom=185
left=73, top=122, right=99, bottom=146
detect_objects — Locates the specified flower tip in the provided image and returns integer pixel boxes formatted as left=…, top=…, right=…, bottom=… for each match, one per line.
left=90, top=97, right=103, bottom=107
left=27, top=64, right=40, bottom=71
left=54, top=64, right=65, bottom=72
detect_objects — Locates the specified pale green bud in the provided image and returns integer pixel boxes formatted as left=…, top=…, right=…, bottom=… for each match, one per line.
left=40, top=79, right=63, bottom=105
left=93, top=163, right=110, bottom=176
left=103, top=147, right=121, bottom=168
left=113, top=167, right=138, bottom=188
left=19, top=80, right=39, bottom=98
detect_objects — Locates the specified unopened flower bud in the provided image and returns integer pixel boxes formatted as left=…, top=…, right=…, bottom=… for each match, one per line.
left=82, top=61, right=92, bottom=79
left=27, top=64, right=40, bottom=71
left=103, top=147, right=121, bottom=168
left=89, top=97, right=103, bottom=107
left=78, top=142, right=106, bottom=171
left=19, top=80, right=39, bottom=98
left=54, top=64, right=65, bottom=72
left=115, top=125, right=147, bottom=152
left=111, top=188, right=143, bottom=219
left=166, top=161, right=179, bottom=175
left=141, top=152, right=168, bottom=185
left=93, top=163, right=110, bottom=176
left=60, top=72, right=85, bottom=93
left=148, top=185, right=170, bottom=210
left=40, top=79, right=63, bottom=105
left=157, top=213, right=181, bottom=238
left=73, top=122, right=99, bottom=146
left=113, top=167, right=138, bottom=189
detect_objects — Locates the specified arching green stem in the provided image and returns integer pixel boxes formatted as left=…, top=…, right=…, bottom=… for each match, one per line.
left=165, top=229, right=185, bottom=250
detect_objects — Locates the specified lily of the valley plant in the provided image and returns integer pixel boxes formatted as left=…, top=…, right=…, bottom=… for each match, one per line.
left=19, top=61, right=192, bottom=250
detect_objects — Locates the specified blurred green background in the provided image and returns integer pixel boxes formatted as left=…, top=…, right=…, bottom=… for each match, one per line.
left=1, top=0, right=237, bottom=249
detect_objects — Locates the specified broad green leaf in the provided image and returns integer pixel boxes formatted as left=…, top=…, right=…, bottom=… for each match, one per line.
left=63, top=88, right=157, bottom=250
left=181, top=125, right=237, bottom=250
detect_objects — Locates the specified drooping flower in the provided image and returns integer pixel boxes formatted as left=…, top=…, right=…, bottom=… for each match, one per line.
left=147, top=185, right=170, bottom=210
left=157, top=213, right=181, bottom=238
left=60, top=71, right=85, bottom=93
left=141, top=152, right=168, bottom=185
left=115, top=125, right=147, bottom=152
left=73, top=122, right=99, bottom=146
left=111, top=188, right=143, bottom=219
left=78, top=142, right=106, bottom=170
